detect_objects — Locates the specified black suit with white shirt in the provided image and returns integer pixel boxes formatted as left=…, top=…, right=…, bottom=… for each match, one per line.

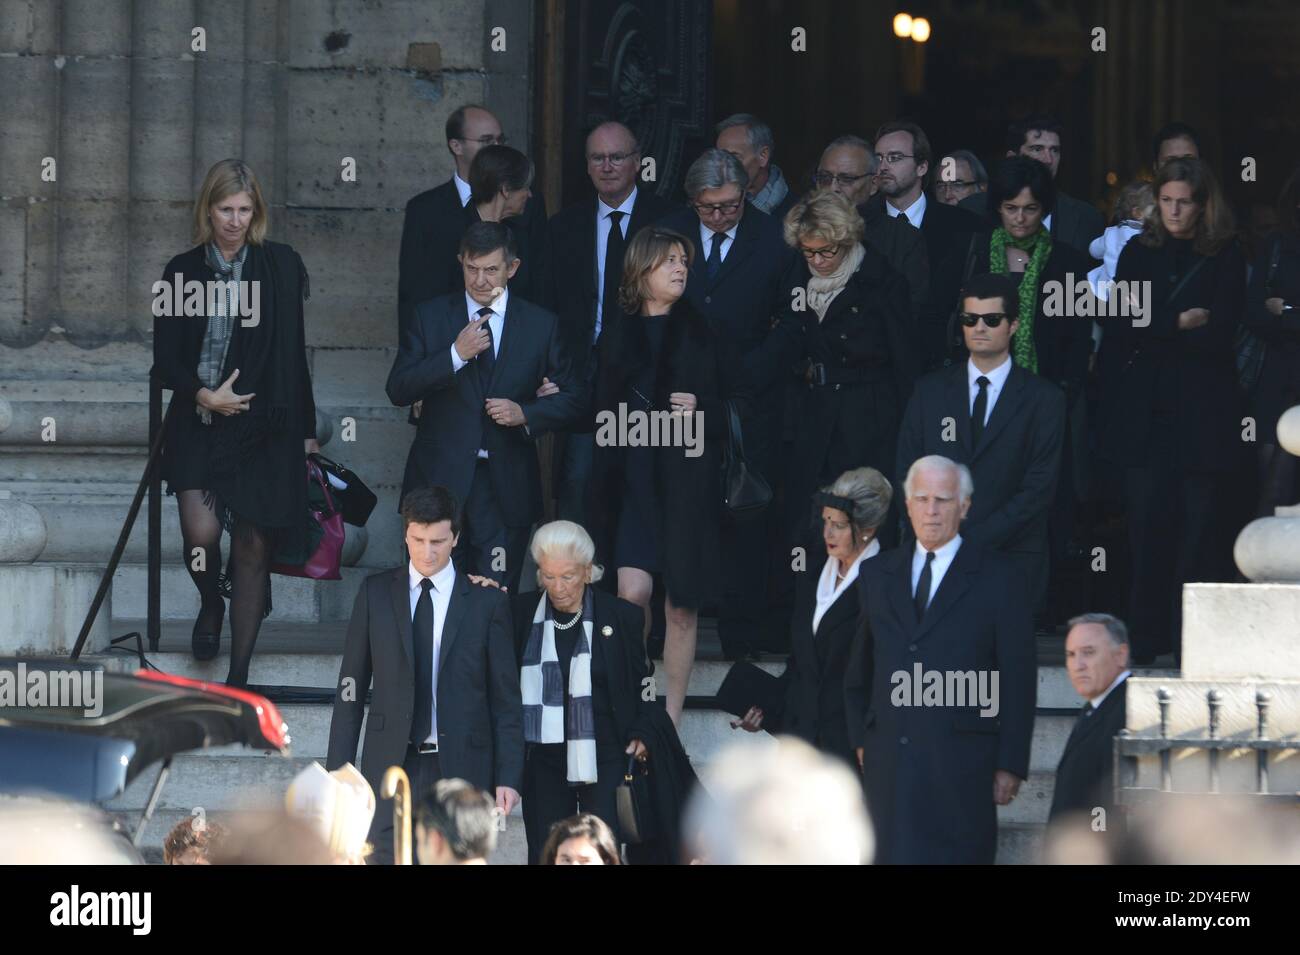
left=1048, top=672, right=1129, bottom=827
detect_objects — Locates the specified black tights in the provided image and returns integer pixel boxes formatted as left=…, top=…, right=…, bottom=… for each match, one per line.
left=176, top=490, right=271, bottom=687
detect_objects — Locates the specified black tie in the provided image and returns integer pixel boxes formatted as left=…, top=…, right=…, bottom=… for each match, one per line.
left=601, top=211, right=627, bottom=336
left=914, top=551, right=935, bottom=622
left=971, top=375, right=990, bottom=448
left=1065, top=701, right=1094, bottom=749
left=411, top=578, right=435, bottom=744
left=475, top=306, right=495, bottom=388
left=706, top=230, right=724, bottom=280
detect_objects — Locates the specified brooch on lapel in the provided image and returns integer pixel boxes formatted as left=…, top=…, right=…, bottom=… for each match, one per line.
left=601, top=625, right=613, bottom=638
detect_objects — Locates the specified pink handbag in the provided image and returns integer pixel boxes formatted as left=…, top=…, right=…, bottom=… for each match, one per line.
left=271, top=459, right=344, bottom=580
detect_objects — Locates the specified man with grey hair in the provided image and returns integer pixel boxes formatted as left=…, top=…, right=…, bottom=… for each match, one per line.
left=659, top=149, right=799, bottom=660
left=1048, top=612, right=1131, bottom=830
left=684, top=737, right=874, bottom=864
left=844, top=453, right=1036, bottom=863
left=934, top=148, right=988, bottom=206
left=415, top=777, right=498, bottom=865
left=715, top=113, right=796, bottom=221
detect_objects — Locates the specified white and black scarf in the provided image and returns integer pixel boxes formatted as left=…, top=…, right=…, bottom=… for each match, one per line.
left=520, top=588, right=597, bottom=784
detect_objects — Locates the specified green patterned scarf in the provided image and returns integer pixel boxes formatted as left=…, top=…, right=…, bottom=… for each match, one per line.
left=989, top=226, right=1051, bottom=373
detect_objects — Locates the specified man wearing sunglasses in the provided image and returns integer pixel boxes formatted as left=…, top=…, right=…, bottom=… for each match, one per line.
left=896, top=272, right=1065, bottom=609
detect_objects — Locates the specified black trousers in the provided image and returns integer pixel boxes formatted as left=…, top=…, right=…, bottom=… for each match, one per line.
left=369, top=744, right=442, bottom=865
left=456, top=459, right=529, bottom=595
left=521, top=742, right=625, bottom=864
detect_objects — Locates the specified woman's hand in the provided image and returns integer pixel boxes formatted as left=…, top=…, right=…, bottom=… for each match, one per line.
left=467, top=574, right=506, bottom=591
left=626, top=739, right=648, bottom=763
left=304, top=438, right=320, bottom=455
left=729, top=706, right=763, bottom=733
left=1266, top=297, right=1286, bottom=317
left=198, top=368, right=254, bottom=416
left=668, top=392, right=697, bottom=415
left=535, top=377, right=559, bottom=398
left=1177, top=307, right=1210, bottom=330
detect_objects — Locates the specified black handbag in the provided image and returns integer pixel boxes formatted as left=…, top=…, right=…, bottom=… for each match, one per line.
left=615, top=754, right=658, bottom=845
left=308, top=452, right=377, bottom=527
left=720, top=400, right=772, bottom=519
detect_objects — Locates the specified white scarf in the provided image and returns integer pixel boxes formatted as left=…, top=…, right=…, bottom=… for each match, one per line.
left=520, top=591, right=598, bottom=784
left=812, top=537, right=879, bottom=634
left=806, top=241, right=865, bottom=322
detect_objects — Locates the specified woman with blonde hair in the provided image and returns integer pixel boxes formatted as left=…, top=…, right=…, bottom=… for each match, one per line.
left=152, top=158, right=317, bottom=686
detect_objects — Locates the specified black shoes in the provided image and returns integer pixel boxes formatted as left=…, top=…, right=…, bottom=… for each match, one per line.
left=191, top=599, right=225, bottom=661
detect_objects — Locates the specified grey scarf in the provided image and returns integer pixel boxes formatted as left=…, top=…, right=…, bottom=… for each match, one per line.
left=196, top=242, right=246, bottom=424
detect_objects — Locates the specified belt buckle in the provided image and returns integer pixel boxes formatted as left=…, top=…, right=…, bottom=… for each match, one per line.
left=810, top=362, right=827, bottom=386
left=416, top=742, right=438, bottom=754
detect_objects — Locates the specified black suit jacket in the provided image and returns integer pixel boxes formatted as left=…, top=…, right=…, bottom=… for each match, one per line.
left=326, top=566, right=525, bottom=797
left=897, top=361, right=1065, bottom=566
left=544, top=189, right=678, bottom=376
left=397, top=179, right=548, bottom=338
left=858, top=199, right=931, bottom=324
left=845, top=541, right=1036, bottom=863
left=386, top=291, right=581, bottom=525
left=1048, top=676, right=1128, bottom=824
left=960, top=189, right=1104, bottom=259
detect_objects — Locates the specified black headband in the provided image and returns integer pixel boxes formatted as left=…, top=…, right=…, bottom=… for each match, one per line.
left=813, top=491, right=856, bottom=516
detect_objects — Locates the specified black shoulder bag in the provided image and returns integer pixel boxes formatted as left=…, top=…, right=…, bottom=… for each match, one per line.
left=721, top=400, right=772, bottom=520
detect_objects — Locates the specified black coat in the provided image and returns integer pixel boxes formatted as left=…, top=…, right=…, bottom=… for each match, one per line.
left=896, top=361, right=1065, bottom=602
left=845, top=541, right=1036, bottom=864
left=587, top=299, right=752, bottom=609
left=857, top=200, right=931, bottom=326
left=396, top=179, right=548, bottom=338
left=326, top=567, right=525, bottom=796
left=386, top=291, right=581, bottom=526
left=1097, top=237, right=1246, bottom=473
left=1245, top=230, right=1300, bottom=431
left=1048, top=676, right=1128, bottom=824
left=961, top=189, right=1105, bottom=259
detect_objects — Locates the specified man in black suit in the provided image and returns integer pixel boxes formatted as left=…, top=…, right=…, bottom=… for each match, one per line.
left=326, top=486, right=523, bottom=865
left=397, top=103, right=548, bottom=340
left=871, top=121, right=987, bottom=370
left=896, top=272, right=1065, bottom=609
left=387, top=221, right=581, bottom=594
left=544, top=120, right=675, bottom=525
left=659, top=148, right=799, bottom=657
left=845, top=454, right=1036, bottom=863
left=1048, top=612, right=1131, bottom=832
left=959, top=114, right=1104, bottom=259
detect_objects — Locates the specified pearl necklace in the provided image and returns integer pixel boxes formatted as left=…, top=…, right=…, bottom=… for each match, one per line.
left=552, top=609, right=583, bottom=630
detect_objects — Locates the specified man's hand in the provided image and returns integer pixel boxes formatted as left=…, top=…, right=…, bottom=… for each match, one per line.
left=496, top=786, right=520, bottom=816
left=856, top=747, right=864, bottom=770
left=993, top=769, right=1022, bottom=806
left=466, top=574, right=506, bottom=592
left=535, top=377, right=559, bottom=398
left=729, top=706, right=763, bottom=733
left=626, top=738, right=648, bottom=762
left=1266, top=296, right=1286, bottom=317
left=304, top=438, right=320, bottom=455
left=1177, top=307, right=1210, bottom=330
left=454, top=316, right=491, bottom=362
left=412, top=399, right=423, bottom=419
left=668, top=392, right=697, bottom=415
left=485, top=398, right=525, bottom=428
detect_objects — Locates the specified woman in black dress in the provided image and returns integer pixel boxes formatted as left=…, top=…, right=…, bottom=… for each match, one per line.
left=588, top=227, right=751, bottom=727
left=1097, top=158, right=1244, bottom=663
left=151, top=158, right=317, bottom=686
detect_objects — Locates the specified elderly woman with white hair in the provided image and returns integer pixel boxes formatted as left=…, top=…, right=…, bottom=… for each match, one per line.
left=508, top=520, right=651, bottom=864
left=734, top=467, right=892, bottom=768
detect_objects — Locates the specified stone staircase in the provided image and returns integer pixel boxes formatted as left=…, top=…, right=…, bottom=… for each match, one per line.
left=88, top=614, right=1087, bottom=864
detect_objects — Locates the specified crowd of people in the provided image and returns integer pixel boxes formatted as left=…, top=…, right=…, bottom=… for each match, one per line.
left=146, top=104, right=1300, bottom=863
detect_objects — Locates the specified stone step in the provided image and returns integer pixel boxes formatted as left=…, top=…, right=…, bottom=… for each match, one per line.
left=111, top=566, right=377, bottom=624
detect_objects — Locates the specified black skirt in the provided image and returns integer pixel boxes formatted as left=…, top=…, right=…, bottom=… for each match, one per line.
left=159, top=395, right=214, bottom=495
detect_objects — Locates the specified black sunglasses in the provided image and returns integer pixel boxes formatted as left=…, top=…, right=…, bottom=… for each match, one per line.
left=959, top=312, right=1012, bottom=328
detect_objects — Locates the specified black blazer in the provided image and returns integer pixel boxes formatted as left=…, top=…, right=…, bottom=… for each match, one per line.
left=960, top=189, right=1105, bottom=259
left=326, top=566, right=525, bottom=797
left=396, top=179, right=548, bottom=338
left=386, top=291, right=581, bottom=525
left=896, top=361, right=1065, bottom=558
left=509, top=588, right=649, bottom=747
left=858, top=199, right=931, bottom=326
left=1245, top=230, right=1300, bottom=429
left=544, top=188, right=678, bottom=376
left=1048, top=677, right=1128, bottom=824
left=845, top=541, right=1036, bottom=864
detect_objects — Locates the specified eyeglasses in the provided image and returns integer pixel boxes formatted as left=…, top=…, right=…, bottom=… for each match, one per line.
left=874, top=152, right=915, bottom=166
left=458, top=134, right=508, bottom=146
left=588, top=152, right=634, bottom=167
left=812, top=171, right=870, bottom=188
left=959, top=312, right=1012, bottom=328
left=799, top=244, right=842, bottom=261
left=692, top=200, right=743, bottom=215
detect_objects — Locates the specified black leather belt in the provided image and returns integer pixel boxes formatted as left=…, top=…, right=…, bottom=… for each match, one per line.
left=414, top=742, right=439, bottom=754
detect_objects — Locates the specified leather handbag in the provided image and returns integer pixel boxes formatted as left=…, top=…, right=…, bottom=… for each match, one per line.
left=615, top=754, right=658, bottom=845
left=720, top=400, right=772, bottom=519
left=308, top=451, right=377, bottom=527
left=271, top=458, right=344, bottom=580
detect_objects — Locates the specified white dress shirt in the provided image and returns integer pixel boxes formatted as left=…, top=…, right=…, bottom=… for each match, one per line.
left=886, top=190, right=927, bottom=230
left=812, top=538, right=880, bottom=635
left=594, top=188, right=637, bottom=340
left=409, top=558, right=457, bottom=745
left=451, top=288, right=509, bottom=458
left=453, top=172, right=472, bottom=207
left=968, top=354, right=1013, bottom=426
left=1043, top=212, right=1053, bottom=233
left=911, top=534, right=963, bottom=610
left=699, top=221, right=739, bottom=265
left=1088, top=669, right=1131, bottom=711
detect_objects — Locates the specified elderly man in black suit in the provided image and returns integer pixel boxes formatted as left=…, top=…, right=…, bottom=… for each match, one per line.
left=1048, top=613, right=1131, bottom=832
left=844, top=454, right=1036, bottom=864
left=544, top=120, right=675, bottom=526
left=870, top=120, right=987, bottom=371
left=326, top=485, right=524, bottom=865
left=959, top=114, right=1104, bottom=259
left=659, top=148, right=800, bottom=658
left=896, top=272, right=1065, bottom=610
left=387, top=221, right=581, bottom=594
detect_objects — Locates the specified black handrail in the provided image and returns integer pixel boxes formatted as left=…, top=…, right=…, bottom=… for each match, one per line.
left=69, top=374, right=172, bottom=661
